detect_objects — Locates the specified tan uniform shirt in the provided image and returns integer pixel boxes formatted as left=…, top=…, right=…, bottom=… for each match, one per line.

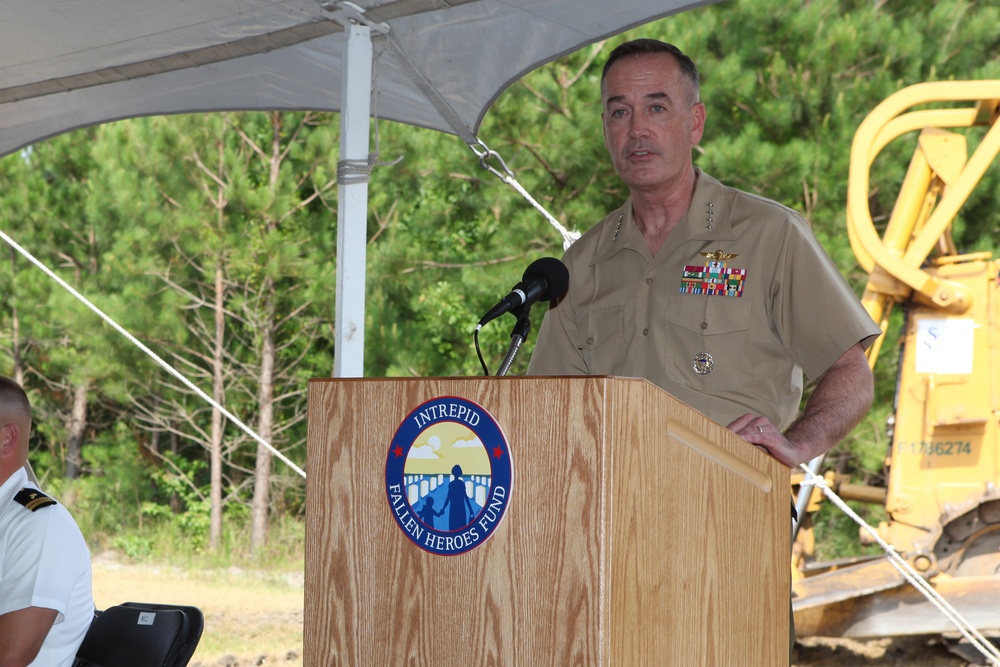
left=528, top=169, right=881, bottom=430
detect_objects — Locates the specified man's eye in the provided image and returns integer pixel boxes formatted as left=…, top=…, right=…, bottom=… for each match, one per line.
left=651, top=105, right=666, bottom=113
left=610, top=109, right=627, bottom=118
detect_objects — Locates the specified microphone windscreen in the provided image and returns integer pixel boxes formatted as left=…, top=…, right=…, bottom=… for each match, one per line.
left=522, top=257, right=569, bottom=302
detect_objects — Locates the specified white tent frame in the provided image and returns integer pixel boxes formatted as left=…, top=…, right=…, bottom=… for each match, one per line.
left=335, top=23, right=374, bottom=377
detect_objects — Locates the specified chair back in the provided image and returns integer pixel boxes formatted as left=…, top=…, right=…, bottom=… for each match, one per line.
left=73, top=602, right=204, bottom=667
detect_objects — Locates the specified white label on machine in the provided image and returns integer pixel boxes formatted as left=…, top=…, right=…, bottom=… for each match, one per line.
left=915, top=318, right=974, bottom=374
left=137, top=612, right=156, bottom=626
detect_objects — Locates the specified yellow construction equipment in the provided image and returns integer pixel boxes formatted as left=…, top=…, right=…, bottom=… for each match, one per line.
left=792, top=81, right=1000, bottom=640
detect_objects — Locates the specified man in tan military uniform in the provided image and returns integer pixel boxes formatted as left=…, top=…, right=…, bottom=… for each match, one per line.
left=529, top=39, right=880, bottom=468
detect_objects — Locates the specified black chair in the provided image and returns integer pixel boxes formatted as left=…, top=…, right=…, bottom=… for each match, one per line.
left=73, top=602, right=204, bottom=667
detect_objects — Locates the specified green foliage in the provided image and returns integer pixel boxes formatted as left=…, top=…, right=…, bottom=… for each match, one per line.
left=116, top=510, right=305, bottom=571
left=43, top=422, right=154, bottom=540
left=112, top=534, right=155, bottom=561
left=143, top=455, right=211, bottom=549
left=811, top=500, right=890, bottom=561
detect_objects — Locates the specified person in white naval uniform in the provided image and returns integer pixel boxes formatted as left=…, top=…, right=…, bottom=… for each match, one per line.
left=0, top=376, right=93, bottom=667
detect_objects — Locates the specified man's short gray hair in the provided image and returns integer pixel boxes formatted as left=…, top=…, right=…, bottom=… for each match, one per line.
left=601, top=39, right=701, bottom=103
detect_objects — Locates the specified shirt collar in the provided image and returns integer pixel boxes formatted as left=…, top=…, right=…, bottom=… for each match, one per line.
left=589, top=200, right=633, bottom=265
left=590, top=168, right=733, bottom=265
left=687, top=168, right=734, bottom=242
left=0, top=465, right=30, bottom=513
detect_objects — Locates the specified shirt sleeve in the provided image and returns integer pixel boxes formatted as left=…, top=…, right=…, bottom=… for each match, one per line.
left=0, top=507, right=79, bottom=622
left=771, top=215, right=881, bottom=380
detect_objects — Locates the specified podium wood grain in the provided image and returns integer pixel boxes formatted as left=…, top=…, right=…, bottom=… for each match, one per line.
left=305, top=376, right=789, bottom=666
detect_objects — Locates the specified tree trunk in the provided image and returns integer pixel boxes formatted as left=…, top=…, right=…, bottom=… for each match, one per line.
left=209, top=259, right=226, bottom=550
left=250, top=284, right=276, bottom=554
left=9, top=250, right=24, bottom=386
left=250, top=112, right=285, bottom=554
left=65, top=381, right=88, bottom=478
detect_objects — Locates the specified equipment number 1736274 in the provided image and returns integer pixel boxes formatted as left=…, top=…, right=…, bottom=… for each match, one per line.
left=897, top=441, right=972, bottom=456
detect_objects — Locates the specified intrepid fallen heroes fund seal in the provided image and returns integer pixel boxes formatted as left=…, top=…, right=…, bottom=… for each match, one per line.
left=385, top=396, right=512, bottom=556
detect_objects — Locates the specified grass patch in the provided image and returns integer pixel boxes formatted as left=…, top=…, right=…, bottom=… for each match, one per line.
left=87, top=512, right=306, bottom=573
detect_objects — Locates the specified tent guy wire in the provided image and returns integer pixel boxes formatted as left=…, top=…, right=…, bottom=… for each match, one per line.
left=0, top=227, right=308, bottom=480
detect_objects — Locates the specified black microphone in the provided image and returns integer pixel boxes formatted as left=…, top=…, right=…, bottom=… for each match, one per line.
left=476, top=257, right=569, bottom=330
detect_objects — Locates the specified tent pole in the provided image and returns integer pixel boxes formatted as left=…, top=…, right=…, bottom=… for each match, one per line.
left=334, top=24, right=372, bottom=378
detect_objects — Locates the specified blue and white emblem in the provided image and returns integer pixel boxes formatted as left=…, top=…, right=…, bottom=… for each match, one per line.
left=385, top=396, right=513, bottom=556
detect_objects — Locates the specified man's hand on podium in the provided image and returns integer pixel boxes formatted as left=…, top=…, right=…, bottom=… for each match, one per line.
left=728, top=413, right=798, bottom=468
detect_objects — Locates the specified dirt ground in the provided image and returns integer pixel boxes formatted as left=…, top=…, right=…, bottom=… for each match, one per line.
left=793, top=635, right=989, bottom=666
left=93, top=554, right=992, bottom=666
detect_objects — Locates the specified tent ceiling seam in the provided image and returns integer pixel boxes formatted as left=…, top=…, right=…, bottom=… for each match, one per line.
left=380, top=35, right=477, bottom=144
left=0, top=21, right=341, bottom=105
left=0, top=0, right=485, bottom=107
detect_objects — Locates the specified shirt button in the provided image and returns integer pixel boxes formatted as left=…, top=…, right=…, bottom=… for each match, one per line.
left=645, top=277, right=653, bottom=285
left=642, top=328, right=649, bottom=336
left=701, top=321, right=708, bottom=330
left=586, top=337, right=594, bottom=344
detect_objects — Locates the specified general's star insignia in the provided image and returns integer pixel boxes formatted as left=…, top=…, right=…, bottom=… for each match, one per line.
left=699, top=250, right=738, bottom=261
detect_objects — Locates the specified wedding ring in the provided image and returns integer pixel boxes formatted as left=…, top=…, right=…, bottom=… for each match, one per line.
left=756, top=425, right=763, bottom=434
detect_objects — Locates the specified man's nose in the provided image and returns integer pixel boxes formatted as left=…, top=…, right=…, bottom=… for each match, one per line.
left=628, top=115, right=649, bottom=138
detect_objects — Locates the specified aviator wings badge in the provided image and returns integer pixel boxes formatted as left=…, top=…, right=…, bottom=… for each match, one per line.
left=699, top=250, right=738, bottom=261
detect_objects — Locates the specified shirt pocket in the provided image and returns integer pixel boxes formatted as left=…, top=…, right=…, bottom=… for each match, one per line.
left=579, top=305, right=625, bottom=375
left=662, top=296, right=751, bottom=383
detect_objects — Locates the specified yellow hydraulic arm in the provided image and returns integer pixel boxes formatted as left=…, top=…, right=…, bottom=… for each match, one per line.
left=846, top=81, right=1000, bottom=368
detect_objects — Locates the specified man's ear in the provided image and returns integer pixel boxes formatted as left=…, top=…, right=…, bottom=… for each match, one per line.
left=690, top=101, right=706, bottom=145
left=0, top=423, right=18, bottom=456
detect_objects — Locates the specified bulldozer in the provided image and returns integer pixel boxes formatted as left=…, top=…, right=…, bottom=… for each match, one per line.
left=791, top=81, right=1000, bottom=644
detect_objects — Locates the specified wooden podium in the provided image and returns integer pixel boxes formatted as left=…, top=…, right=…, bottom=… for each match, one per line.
left=305, top=377, right=789, bottom=666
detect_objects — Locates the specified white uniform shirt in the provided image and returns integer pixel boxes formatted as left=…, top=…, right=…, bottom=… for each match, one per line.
left=0, top=467, right=94, bottom=667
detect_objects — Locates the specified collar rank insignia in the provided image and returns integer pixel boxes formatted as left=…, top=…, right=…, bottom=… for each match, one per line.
left=14, top=488, right=57, bottom=512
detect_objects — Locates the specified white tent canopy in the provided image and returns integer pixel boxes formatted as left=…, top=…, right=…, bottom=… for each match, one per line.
left=1, top=0, right=716, bottom=375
